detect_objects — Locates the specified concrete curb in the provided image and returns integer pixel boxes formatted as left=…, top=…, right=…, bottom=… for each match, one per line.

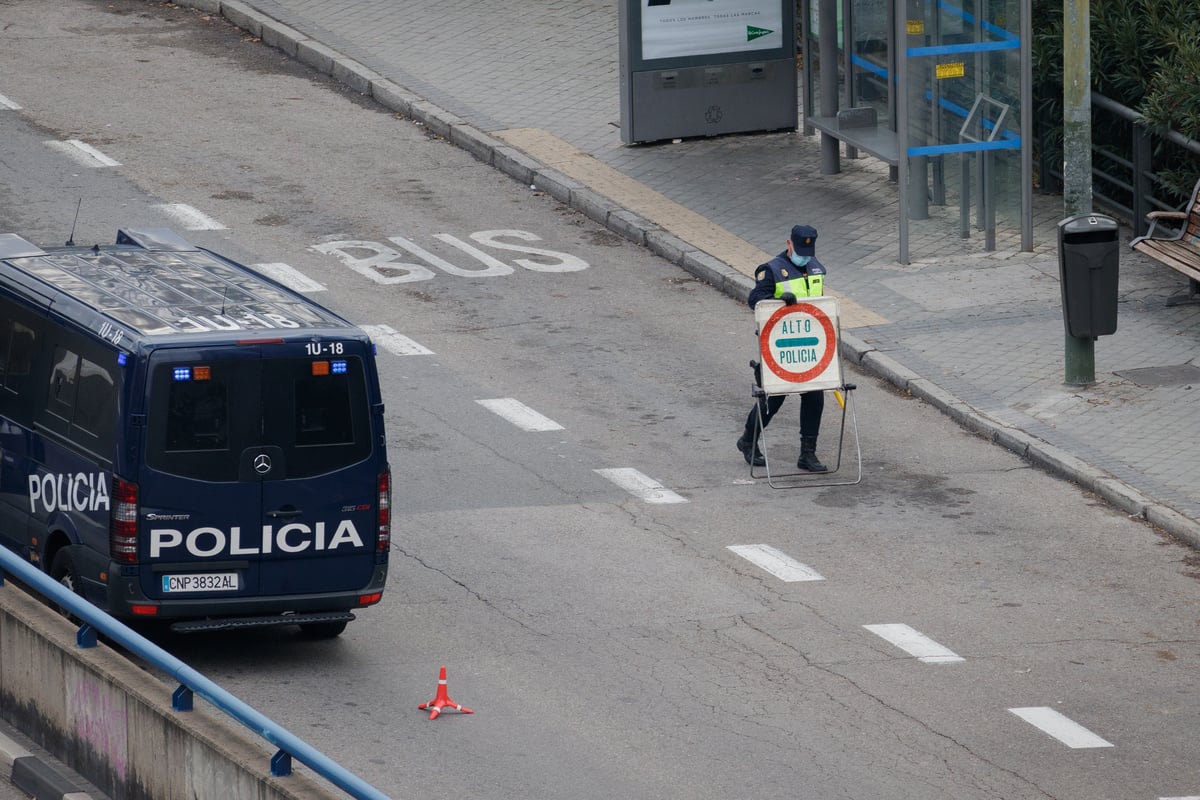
left=0, top=730, right=92, bottom=800
left=193, top=0, right=1200, bottom=549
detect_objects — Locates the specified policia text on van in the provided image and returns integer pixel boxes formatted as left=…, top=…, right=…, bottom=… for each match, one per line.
left=0, top=228, right=390, bottom=637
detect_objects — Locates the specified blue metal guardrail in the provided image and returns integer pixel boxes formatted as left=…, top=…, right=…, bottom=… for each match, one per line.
left=0, top=547, right=392, bottom=800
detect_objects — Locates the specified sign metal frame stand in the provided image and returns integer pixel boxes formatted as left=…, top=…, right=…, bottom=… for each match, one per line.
left=747, top=298, right=862, bottom=488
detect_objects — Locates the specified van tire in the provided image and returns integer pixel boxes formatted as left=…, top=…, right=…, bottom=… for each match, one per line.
left=49, top=549, right=83, bottom=620
left=298, top=620, right=348, bottom=639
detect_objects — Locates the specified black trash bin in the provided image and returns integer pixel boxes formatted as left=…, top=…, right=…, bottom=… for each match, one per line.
left=1058, top=213, right=1119, bottom=338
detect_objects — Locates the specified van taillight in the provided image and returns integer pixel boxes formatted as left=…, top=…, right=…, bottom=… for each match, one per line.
left=110, top=477, right=139, bottom=564
left=377, top=468, right=391, bottom=552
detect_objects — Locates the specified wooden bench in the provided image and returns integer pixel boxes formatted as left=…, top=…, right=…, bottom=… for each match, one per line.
left=1131, top=178, right=1200, bottom=304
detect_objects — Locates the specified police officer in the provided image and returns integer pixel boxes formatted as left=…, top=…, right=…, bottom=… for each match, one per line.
left=736, top=224, right=828, bottom=472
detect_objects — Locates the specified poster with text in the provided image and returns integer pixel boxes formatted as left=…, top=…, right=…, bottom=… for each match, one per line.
left=641, top=0, right=784, bottom=61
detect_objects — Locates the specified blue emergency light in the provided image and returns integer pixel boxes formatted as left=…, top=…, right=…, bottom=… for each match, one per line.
left=173, top=367, right=191, bottom=381
left=331, top=360, right=348, bottom=374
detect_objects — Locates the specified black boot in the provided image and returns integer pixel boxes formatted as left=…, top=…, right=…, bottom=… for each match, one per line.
left=797, top=436, right=827, bottom=472
left=736, top=432, right=765, bottom=467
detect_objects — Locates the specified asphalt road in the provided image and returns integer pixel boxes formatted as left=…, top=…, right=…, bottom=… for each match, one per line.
left=2, top=2, right=1200, bottom=799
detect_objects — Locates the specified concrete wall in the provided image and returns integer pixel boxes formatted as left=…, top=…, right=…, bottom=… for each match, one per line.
left=0, top=583, right=340, bottom=800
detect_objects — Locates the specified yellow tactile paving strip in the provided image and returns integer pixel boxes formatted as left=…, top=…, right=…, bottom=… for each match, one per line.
left=496, top=127, right=888, bottom=328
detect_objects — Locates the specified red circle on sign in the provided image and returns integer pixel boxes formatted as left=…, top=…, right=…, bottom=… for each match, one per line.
left=759, top=303, right=837, bottom=384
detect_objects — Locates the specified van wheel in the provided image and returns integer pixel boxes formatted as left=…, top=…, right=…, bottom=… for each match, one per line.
left=298, top=620, right=348, bottom=639
left=49, top=549, right=84, bottom=621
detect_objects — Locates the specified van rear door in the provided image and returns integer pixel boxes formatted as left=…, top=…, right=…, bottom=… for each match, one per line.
left=139, top=339, right=380, bottom=606
left=258, top=344, right=378, bottom=594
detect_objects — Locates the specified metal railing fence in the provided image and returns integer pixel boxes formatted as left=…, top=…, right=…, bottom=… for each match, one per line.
left=0, top=547, right=391, bottom=800
left=1037, top=93, right=1200, bottom=232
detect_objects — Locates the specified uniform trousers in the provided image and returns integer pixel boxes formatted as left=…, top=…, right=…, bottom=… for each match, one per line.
left=744, top=362, right=824, bottom=438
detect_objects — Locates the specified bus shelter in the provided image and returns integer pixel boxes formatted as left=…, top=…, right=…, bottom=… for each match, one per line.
left=801, top=0, right=1032, bottom=264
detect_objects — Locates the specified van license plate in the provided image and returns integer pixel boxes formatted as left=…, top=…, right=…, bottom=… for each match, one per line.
left=162, top=573, right=239, bottom=593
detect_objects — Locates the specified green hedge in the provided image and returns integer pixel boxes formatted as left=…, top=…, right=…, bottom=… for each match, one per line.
left=1033, top=0, right=1200, bottom=199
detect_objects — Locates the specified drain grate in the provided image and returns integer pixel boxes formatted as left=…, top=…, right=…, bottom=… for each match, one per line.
left=1114, top=363, right=1200, bottom=387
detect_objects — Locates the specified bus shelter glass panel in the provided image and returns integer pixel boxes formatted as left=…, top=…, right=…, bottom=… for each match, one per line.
left=849, top=0, right=893, bottom=127
left=804, top=0, right=895, bottom=147
left=898, top=0, right=1030, bottom=261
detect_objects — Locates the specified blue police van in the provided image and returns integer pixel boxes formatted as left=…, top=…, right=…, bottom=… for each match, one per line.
left=0, top=228, right=390, bottom=637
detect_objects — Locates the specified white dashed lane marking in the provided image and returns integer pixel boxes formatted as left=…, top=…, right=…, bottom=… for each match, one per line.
left=154, top=203, right=225, bottom=231
left=477, top=398, right=564, bottom=431
left=359, top=324, right=433, bottom=356
left=726, top=544, right=824, bottom=582
left=252, top=263, right=325, bottom=292
left=1008, top=707, right=1113, bottom=749
left=0, top=94, right=21, bottom=110
left=863, top=624, right=964, bottom=663
left=594, top=468, right=687, bottom=504
left=45, top=139, right=121, bottom=167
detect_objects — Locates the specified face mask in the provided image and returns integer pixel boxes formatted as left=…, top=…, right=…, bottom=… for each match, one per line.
left=789, top=253, right=811, bottom=268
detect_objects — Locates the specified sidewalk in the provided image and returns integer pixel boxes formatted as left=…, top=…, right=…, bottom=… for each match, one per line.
left=197, top=0, right=1200, bottom=545
left=0, top=719, right=104, bottom=800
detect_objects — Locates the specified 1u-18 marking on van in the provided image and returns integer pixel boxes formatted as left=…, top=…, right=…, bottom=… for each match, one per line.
left=0, top=227, right=391, bottom=638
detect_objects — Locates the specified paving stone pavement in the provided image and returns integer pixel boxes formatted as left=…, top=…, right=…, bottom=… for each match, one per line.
left=191, top=0, right=1200, bottom=544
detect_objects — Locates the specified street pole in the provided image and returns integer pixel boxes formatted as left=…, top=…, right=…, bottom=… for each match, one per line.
left=1062, top=0, right=1094, bottom=385
left=819, top=0, right=840, bottom=174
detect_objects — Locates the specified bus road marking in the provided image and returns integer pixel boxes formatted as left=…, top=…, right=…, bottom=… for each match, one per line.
left=154, top=204, right=226, bottom=231
left=45, top=139, right=121, bottom=167
left=314, top=231, right=587, bottom=286
left=726, top=544, right=824, bottom=582
left=477, top=398, right=563, bottom=431
left=595, top=468, right=686, bottom=504
left=0, top=94, right=21, bottom=110
left=863, top=624, right=964, bottom=663
left=359, top=324, right=433, bottom=356
left=1008, top=707, right=1113, bottom=749
left=252, top=263, right=325, bottom=293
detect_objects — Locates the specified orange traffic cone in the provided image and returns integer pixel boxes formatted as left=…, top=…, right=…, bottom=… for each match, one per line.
left=418, top=665, right=474, bottom=720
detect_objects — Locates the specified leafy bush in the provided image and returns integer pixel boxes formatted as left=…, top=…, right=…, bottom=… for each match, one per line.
left=1034, top=0, right=1200, bottom=199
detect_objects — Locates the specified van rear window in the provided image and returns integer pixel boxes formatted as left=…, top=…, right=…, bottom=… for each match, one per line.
left=147, top=355, right=371, bottom=481
left=295, top=375, right=354, bottom=447
left=166, top=381, right=228, bottom=452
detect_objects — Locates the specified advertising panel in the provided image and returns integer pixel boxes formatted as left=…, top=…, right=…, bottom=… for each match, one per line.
left=641, top=0, right=784, bottom=61
left=618, top=0, right=796, bottom=143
